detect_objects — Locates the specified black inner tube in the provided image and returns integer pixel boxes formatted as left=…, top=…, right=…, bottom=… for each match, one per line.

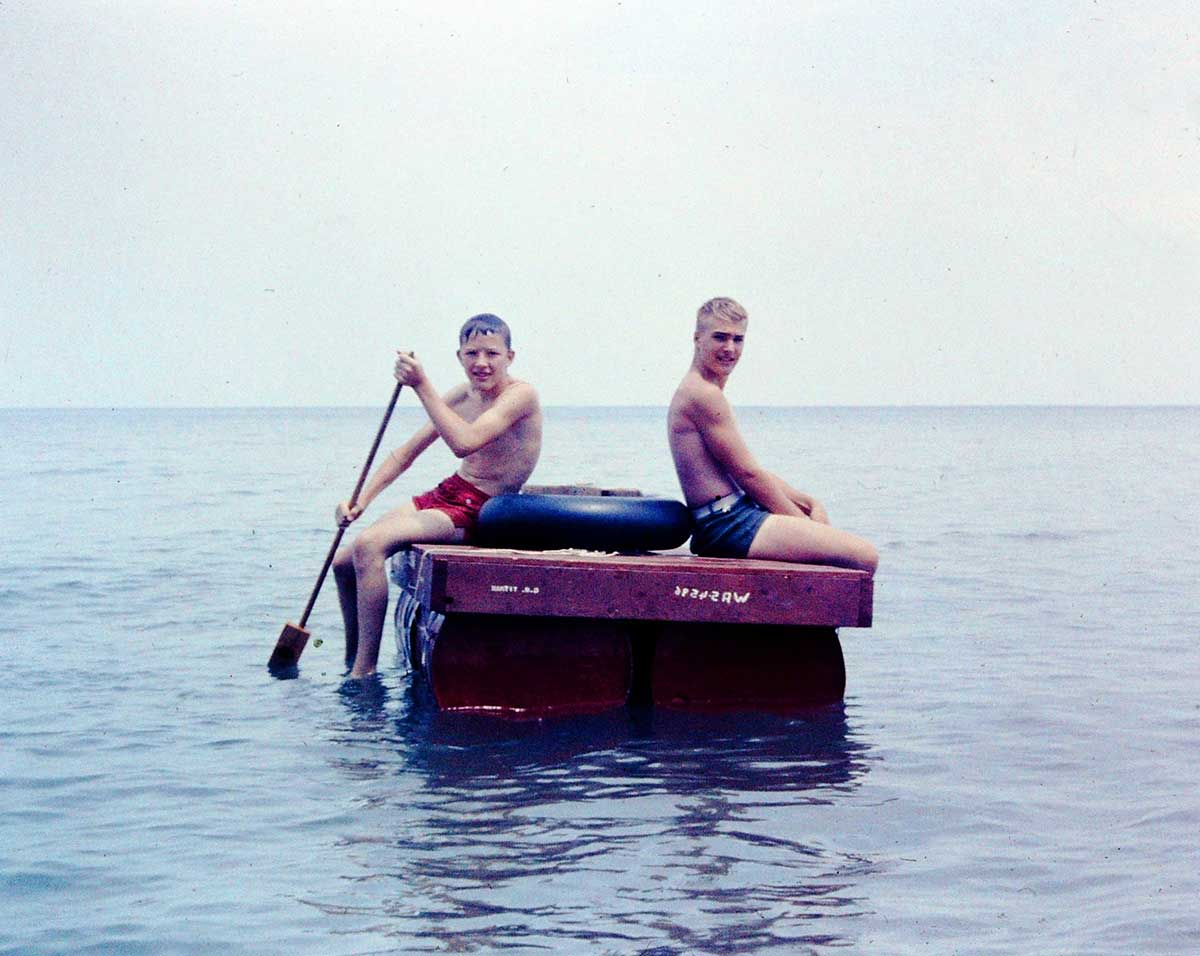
left=476, top=494, right=692, bottom=553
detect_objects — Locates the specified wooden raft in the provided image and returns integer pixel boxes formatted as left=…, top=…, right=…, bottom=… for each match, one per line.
left=391, top=545, right=874, bottom=717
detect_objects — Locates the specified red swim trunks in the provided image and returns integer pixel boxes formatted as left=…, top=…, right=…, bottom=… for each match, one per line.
left=412, top=474, right=492, bottom=540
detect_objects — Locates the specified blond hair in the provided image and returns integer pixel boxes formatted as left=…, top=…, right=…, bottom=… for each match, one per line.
left=695, top=297, right=748, bottom=330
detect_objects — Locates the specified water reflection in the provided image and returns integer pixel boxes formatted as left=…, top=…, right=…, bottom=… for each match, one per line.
left=323, top=682, right=876, bottom=954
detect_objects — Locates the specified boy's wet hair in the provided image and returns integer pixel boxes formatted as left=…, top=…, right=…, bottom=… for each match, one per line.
left=459, top=313, right=512, bottom=348
left=696, top=297, right=748, bottom=328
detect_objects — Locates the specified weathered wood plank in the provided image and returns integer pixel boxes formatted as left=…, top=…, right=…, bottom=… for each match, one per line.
left=520, top=484, right=642, bottom=496
left=408, top=545, right=873, bottom=628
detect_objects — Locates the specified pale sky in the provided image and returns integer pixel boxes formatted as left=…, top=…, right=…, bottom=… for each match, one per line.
left=3, top=0, right=1197, bottom=407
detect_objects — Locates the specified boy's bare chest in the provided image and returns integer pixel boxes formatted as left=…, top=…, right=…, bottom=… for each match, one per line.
left=454, top=388, right=496, bottom=421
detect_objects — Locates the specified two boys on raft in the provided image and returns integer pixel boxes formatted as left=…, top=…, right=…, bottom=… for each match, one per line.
left=334, top=300, right=878, bottom=678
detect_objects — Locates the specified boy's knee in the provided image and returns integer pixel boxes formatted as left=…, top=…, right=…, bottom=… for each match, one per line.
left=351, top=534, right=386, bottom=571
left=350, top=537, right=376, bottom=566
left=858, top=541, right=879, bottom=574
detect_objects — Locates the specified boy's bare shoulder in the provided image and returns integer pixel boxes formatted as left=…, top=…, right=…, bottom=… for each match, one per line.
left=501, top=378, right=540, bottom=407
left=672, top=373, right=726, bottom=422
left=671, top=371, right=704, bottom=404
left=482, top=379, right=540, bottom=424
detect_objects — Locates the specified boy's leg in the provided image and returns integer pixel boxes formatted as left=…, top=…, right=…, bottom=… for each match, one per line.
left=347, top=503, right=464, bottom=678
left=332, top=545, right=360, bottom=666
left=747, top=514, right=878, bottom=572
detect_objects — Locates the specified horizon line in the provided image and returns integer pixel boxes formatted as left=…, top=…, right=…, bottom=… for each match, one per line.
left=3, top=402, right=1198, bottom=412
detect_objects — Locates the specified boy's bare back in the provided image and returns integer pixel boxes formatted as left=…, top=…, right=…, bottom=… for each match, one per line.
left=668, top=369, right=743, bottom=509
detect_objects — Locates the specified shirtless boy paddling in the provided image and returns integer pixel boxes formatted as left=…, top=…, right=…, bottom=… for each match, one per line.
left=333, top=314, right=542, bottom=678
left=668, top=297, right=877, bottom=572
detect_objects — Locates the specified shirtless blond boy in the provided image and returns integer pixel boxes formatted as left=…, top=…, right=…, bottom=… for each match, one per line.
left=333, top=314, right=542, bottom=678
left=668, top=297, right=877, bottom=572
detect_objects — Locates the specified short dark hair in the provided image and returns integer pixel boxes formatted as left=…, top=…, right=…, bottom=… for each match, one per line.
left=458, top=313, right=511, bottom=348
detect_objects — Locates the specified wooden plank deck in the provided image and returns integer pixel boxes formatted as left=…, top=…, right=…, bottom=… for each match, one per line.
left=408, top=545, right=874, bottom=628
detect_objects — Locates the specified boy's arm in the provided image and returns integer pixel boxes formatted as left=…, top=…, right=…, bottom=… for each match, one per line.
left=687, top=387, right=805, bottom=518
left=423, top=382, right=537, bottom=457
left=403, top=362, right=537, bottom=458
left=337, top=422, right=439, bottom=524
left=772, top=474, right=829, bottom=523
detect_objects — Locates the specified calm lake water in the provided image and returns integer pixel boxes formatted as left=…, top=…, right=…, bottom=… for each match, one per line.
left=2, top=405, right=1197, bottom=955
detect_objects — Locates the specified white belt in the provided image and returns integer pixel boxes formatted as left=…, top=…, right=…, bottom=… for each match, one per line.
left=690, top=491, right=744, bottom=520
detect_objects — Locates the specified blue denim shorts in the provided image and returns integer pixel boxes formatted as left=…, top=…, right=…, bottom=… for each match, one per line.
left=689, top=495, right=770, bottom=558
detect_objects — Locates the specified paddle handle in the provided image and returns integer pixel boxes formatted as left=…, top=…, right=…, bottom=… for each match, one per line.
left=297, top=380, right=404, bottom=627
left=346, top=380, right=405, bottom=511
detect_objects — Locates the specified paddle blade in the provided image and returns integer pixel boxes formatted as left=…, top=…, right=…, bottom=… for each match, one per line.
left=269, top=622, right=310, bottom=670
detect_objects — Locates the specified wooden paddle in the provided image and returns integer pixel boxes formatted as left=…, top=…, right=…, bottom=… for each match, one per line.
left=268, top=380, right=404, bottom=671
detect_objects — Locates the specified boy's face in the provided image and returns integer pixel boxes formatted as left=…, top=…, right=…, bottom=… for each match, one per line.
left=694, top=317, right=746, bottom=378
left=457, top=331, right=514, bottom=391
